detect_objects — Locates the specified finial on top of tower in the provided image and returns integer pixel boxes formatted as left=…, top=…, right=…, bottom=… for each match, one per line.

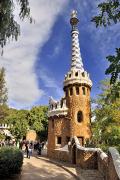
left=71, top=10, right=77, bottom=18
left=70, top=10, right=79, bottom=27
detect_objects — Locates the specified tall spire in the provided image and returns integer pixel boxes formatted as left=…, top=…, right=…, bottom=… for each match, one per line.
left=70, top=10, right=84, bottom=72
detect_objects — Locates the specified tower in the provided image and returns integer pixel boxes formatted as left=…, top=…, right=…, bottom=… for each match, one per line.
left=47, top=10, right=92, bottom=158
left=63, top=10, right=92, bottom=145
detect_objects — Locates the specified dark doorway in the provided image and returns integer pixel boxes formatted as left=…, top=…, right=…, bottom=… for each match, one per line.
left=72, top=144, right=76, bottom=164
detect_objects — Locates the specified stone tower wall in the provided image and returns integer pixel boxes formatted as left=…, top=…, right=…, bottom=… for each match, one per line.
left=47, top=116, right=70, bottom=157
left=64, top=84, right=91, bottom=144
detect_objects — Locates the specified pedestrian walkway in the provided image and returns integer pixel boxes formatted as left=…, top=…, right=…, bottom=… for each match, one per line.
left=20, top=155, right=77, bottom=180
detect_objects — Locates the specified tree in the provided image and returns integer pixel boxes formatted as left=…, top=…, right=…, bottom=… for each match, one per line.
left=105, top=48, right=120, bottom=84
left=92, top=0, right=120, bottom=27
left=5, top=109, right=29, bottom=141
left=27, top=106, right=48, bottom=140
left=92, top=0, right=120, bottom=84
left=0, top=0, right=31, bottom=52
left=0, top=67, right=8, bottom=123
left=91, top=79, right=120, bottom=152
left=5, top=106, right=48, bottom=142
left=0, top=67, right=7, bottom=104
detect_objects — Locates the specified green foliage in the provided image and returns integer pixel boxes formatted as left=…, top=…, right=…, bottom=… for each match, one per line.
left=91, top=79, right=120, bottom=152
left=91, top=0, right=120, bottom=27
left=5, top=106, right=48, bottom=141
left=105, top=48, right=120, bottom=84
left=0, top=67, right=7, bottom=105
left=0, top=67, right=8, bottom=123
left=0, top=0, right=31, bottom=51
left=0, top=146, right=23, bottom=177
left=0, top=132, right=5, bottom=140
left=5, top=109, right=29, bottom=141
left=92, top=0, right=120, bottom=93
left=0, top=104, right=8, bottom=123
left=27, top=106, right=48, bottom=134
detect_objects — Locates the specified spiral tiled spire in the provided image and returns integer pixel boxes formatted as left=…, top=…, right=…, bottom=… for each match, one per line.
left=70, top=10, right=84, bottom=72
left=63, top=10, right=92, bottom=88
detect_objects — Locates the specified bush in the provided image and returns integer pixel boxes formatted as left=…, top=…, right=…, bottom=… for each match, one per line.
left=0, top=147, right=23, bottom=177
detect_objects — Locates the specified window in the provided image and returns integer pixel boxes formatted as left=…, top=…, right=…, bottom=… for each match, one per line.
left=76, top=86, right=79, bottom=95
left=55, top=104, right=57, bottom=109
left=82, top=72, right=85, bottom=77
left=75, top=72, right=78, bottom=77
left=82, top=87, right=85, bottom=95
left=87, top=88, right=89, bottom=95
left=52, top=119, right=54, bottom=129
left=69, top=74, right=71, bottom=78
left=77, top=111, right=83, bottom=123
left=61, top=100, right=63, bottom=108
left=66, top=89, right=68, bottom=97
left=70, top=87, right=73, bottom=96
left=57, top=137, right=61, bottom=144
left=51, top=104, right=53, bottom=110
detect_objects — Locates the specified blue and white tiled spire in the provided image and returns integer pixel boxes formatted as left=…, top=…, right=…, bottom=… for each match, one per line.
left=70, top=10, right=84, bottom=72
left=63, top=10, right=92, bottom=88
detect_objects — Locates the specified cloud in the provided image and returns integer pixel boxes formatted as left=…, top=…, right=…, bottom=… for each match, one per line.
left=0, top=0, right=68, bottom=108
left=38, top=67, right=63, bottom=99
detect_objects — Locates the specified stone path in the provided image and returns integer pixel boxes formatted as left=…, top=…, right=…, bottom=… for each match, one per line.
left=20, top=155, right=77, bottom=180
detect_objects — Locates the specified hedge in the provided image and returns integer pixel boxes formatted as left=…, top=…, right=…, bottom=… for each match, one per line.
left=0, top=146, right=23, bottom=177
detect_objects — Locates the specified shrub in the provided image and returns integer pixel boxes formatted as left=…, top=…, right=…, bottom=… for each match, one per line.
left=0, top=146, right=23, bottom=177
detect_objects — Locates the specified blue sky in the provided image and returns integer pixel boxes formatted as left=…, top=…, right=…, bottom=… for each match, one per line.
left=0, top=0, right=120, bottom=109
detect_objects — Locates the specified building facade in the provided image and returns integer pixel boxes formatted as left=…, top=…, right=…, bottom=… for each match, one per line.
left=47, top=10, right=92, bottom=158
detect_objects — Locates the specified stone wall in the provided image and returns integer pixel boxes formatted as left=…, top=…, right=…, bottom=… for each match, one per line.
left=47, top=136, right=120, bottom=180
left=26, top=130, right=37, bottom=141
left=47, top=116, right=70, bottom=157
left=70, top=137, right=120, bottom=180
left=97, top=150, right=108, bottom=180
left=76, top=147, right=98, bottom=169
left=108, top=147, right=120, bottom=180
left=70, top=136, right=98, bottom=169
left=47, top=145, right=69, bottom=162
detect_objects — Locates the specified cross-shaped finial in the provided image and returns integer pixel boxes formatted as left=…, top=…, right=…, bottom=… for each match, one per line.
left=71, top=10, right=77, bottom=18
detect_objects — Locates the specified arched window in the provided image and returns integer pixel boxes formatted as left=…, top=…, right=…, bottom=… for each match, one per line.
left=55, top=104, right=57, bottom=109
left=66, top=89, right=68, bottom=97
left=77, top=111, right=83, bottom=123
left=51, top=104, right=53, bottom=110
left=82, top=72, right=85, bottom=77
left=76, top=86, right=79, bottom=95
left=82, top=87, right=85, bottom=95
left=75, top=72, right=78, bottom=77
left=70, top=87, right=73, bottom=96
left=52, top=119, right=54, bottom=129
left=61, top=100, right=63, bottom=108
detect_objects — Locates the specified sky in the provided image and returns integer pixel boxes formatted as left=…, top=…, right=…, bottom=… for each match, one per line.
left=0, top=0, right=120, bottom=109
